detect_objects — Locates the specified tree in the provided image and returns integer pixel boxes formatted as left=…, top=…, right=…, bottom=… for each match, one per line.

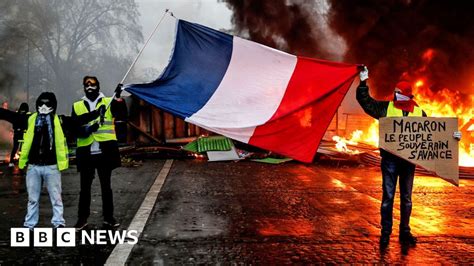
left=1, top=0, right=143, bottom=112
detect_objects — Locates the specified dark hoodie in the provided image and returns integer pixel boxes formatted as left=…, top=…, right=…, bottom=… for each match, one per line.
left=13, top=103, right=29, bottom=139
left=28, top=92, right=58, bottom=166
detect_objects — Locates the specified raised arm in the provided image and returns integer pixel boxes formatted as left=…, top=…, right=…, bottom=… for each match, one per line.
left=0, top=107, right=21, bottom=124
left=356, top=67, right=389, bottom=119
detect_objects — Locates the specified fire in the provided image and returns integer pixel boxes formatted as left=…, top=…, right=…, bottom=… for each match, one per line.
left=362, top=120, right=379, bottom=147
left=422, top=49, right=435, bottom=62
left=332, top=130, right=362, bottom=154
left=415, top=80, right=424, bottom=88
left=333, top=46, right=474, bottom=167
left=413, top=80, right=474, bottom=167
left=334, top=78, right=473, bottom=167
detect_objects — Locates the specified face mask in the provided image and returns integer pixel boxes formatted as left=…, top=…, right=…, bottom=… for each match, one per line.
left=85, top=85, right=97, bottom=91
left=395, top=92, right=411, bottom=101
left=38, top=104, right=53, bottom=114
left=85, top=85, right=99, bottom=100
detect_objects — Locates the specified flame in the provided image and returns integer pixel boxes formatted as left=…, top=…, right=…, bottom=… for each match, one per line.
left=413, top=80, right=474, bottom=167
left=332, top=130, right=362, bottom=154
left=335, top=79, right=473, bottom=167
left=415, top=80, right=424, bottom=88
left=422, top=48, right=435, bottom=62
left=332, top=47, right=474, bottom=167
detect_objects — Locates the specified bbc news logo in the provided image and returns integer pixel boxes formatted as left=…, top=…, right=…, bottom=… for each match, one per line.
left=11, top=228, right=138, bottom=247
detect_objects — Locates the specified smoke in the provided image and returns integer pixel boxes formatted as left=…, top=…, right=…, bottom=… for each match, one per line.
left=223, top=0, right=474, bottom=99
left=221, top=0, right=346, bottom=61
left=327, top=0, right=474, bottom=98
left=0, top=0, right=34, bottom=107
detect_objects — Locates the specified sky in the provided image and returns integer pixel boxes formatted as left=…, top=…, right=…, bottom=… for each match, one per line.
left=132, top=0, right=233, bottom=83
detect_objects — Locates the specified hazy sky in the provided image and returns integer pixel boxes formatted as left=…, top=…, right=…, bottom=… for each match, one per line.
left=131, top=0, right=233, bottom=83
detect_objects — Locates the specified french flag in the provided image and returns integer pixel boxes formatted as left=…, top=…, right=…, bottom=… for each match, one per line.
left=126, top=20, right=359, bottom=162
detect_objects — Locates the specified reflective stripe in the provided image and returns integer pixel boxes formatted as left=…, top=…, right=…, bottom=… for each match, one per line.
left=102, top=121, right=114, bottom=125
left=387, top=101, right=423, bottom=117
left=94, top=130, right=115, bottom=134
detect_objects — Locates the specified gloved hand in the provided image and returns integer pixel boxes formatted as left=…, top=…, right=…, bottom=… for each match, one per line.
left=115, top=83, right=123, bottom=98
left=97, top=105, right=106, bottom=117
left=453, top=131, right=462, bottom=140
left=86, top=122, right=100, bottom=134
left=360, top=66, right=369, bottom=81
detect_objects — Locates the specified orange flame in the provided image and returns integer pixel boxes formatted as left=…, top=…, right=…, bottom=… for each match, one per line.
left=335, top=80, right=473, bottom=167
left=336, top=47, right=473, bottom=167
left=413, top=79, right=474, bottom=166
left=332, top=130, right=362, bottom=154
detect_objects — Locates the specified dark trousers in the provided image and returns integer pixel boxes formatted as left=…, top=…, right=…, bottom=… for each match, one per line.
left=380, top=153, right=415, bottom=235
left=78, top=160, right=114, bottom=221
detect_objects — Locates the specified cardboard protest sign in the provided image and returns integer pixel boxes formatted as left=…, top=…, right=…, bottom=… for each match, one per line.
left=379, top=117, right=459, bottom=186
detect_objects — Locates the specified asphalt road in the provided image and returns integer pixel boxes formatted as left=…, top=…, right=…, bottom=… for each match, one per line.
left=0, top=158, right=473, bottom=264
left=127, top=159, right=474, bottom=264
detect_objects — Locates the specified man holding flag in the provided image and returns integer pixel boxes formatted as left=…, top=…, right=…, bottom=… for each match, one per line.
left=72, top=76, right=127, bottom=230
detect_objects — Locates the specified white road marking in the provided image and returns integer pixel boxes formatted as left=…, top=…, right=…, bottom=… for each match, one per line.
left=105, top=159, right=174, bottom=265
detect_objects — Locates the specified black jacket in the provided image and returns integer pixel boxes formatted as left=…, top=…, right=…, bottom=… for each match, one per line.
left=71, top=97, right=127, bottom=172
left=0, top=108, right=30, bottom=140
left=29, top=114, right=57, bottom=165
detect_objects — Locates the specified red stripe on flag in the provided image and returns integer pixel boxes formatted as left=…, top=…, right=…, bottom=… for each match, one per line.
left=248, top=57, right=358, bottom=162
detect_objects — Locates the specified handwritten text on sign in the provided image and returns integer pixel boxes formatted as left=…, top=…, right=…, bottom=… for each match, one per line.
left=379, top=117, right=459, bottom=186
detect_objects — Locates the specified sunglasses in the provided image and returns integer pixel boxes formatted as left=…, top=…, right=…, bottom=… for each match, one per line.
left=38, top=99, right=53, bottom=107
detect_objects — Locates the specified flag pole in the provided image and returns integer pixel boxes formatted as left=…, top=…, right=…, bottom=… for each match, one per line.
left=119, top=9, right=171, bottom=84
left=103, top=9, right=171, bottom=114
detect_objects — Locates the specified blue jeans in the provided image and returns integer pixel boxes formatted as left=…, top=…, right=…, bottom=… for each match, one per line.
left=24, top=164, right=65, bottom=228
left=380, top=150, right=415, bottom=235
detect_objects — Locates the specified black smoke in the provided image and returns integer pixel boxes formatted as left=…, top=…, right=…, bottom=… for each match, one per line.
left=223, top=0, right=474, bottom=99
left=221, top=0, right=340, bottom=60
left=328, top=0, right=474, bottom=97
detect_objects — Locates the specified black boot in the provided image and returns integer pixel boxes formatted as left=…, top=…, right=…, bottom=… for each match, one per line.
left=103, top=217, right=120, bottom=228
left=399, top=232, right=417, bottom=246
left=74, top=219, right=88, bottom=231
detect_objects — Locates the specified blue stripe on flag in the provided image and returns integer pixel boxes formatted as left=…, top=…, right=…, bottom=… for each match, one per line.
left=125, top=20, right=233, bottom=119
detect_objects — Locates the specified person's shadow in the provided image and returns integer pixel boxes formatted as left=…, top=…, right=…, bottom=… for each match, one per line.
left=378, top=241, right=414, bottom=257
left=400, top=242, right=414, bottom=255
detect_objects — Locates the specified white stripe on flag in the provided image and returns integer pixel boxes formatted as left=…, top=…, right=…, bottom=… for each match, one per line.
left=186, top=36, right=297, bottom=142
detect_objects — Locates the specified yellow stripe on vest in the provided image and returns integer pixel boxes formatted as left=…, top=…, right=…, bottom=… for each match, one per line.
left=387, top=101, right=423, bottom=117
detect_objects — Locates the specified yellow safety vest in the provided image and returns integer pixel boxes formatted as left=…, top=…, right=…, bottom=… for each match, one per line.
left=19, top=113, right=69, bottom=171
left=73, top=97, right=116, bottom=147
left=386, top=101, right=423, bottom=117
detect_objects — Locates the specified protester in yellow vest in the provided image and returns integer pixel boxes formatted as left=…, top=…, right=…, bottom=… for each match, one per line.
left=18, top=92, right=102, bottom=229
left=72, top=76, right=127, bottom=230
left=356, top=67, right=461, bottom=248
